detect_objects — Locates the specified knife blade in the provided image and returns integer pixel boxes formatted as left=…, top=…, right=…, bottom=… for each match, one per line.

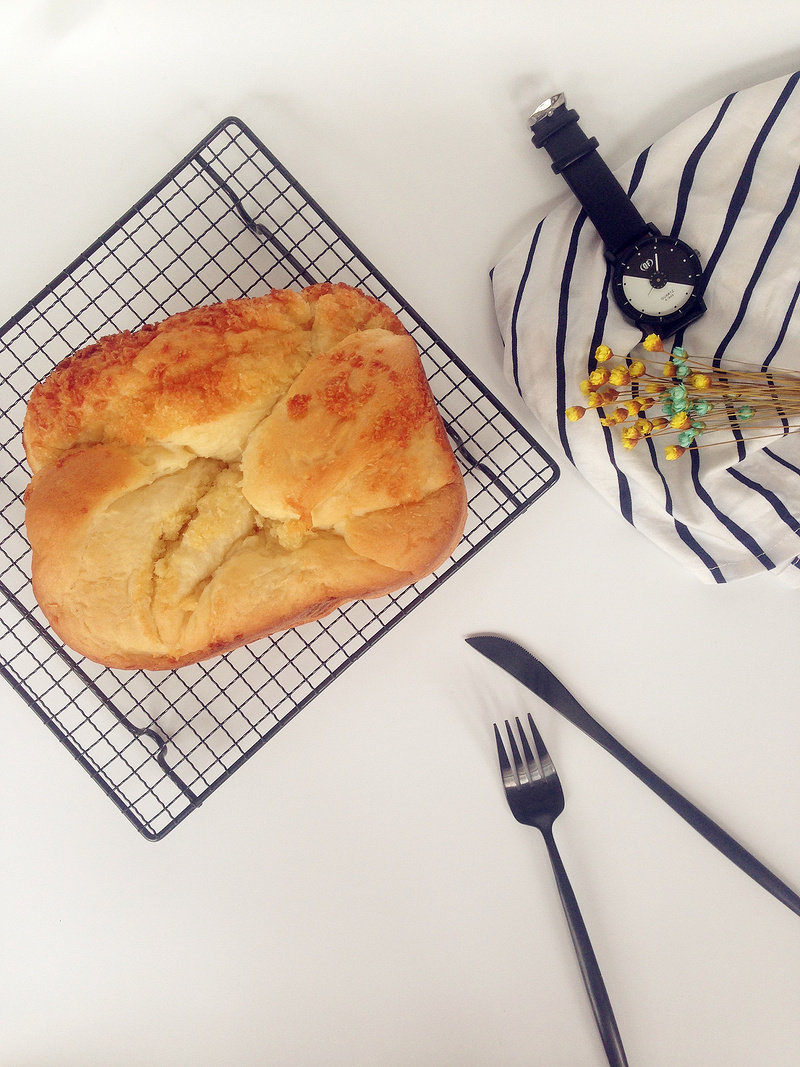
left=467, top=633, right=800, bottom=919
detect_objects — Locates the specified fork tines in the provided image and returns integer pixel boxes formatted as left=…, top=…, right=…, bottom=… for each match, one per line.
left=494, top=714, right=550, bottom=786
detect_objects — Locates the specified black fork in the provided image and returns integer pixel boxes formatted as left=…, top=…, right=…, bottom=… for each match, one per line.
left=495, top=714, right=629, bottom=1067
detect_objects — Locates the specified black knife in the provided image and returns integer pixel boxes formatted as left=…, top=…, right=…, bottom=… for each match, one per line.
left=467, top=633, right=800, bottom=918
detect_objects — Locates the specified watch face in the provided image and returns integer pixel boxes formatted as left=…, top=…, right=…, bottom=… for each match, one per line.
left=612, top=235, right=704, bottom=330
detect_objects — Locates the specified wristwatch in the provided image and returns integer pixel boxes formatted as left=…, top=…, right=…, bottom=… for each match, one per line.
left=529, top=93, right=706, bottom=336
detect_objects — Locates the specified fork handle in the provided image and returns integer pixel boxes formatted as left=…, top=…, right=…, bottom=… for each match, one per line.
left=542, top=827, right=629, bottom=1067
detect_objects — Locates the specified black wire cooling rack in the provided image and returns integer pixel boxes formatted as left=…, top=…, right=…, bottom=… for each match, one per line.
left=0, top=117, right=559, bottom=839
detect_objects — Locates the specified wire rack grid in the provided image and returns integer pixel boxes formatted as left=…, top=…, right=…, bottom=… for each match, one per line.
left=0, top=116, right=559, bottom=839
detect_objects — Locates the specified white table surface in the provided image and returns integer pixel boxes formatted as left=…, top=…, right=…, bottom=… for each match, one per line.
left=2, top=3, right=800, bottom=1065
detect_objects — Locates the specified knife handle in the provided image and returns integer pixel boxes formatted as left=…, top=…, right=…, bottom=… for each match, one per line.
left=591, top=724, right=800, bottom=917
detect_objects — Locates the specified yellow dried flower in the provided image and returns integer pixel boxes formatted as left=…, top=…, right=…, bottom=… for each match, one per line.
left=572, top=337, right=797, bottom=460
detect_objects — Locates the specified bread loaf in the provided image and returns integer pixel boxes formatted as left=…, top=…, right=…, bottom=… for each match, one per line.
left=23, top=284, right=467, bottom=670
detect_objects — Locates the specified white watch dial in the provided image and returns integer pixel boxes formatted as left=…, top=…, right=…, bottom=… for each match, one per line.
left=620, top=274, right=695, bottom=317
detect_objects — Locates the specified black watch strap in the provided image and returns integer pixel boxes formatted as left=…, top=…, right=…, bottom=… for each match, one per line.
left=529, top=94, right=649, bottom=256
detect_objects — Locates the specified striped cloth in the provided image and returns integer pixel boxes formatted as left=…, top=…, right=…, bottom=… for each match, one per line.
left=492, top=71, right=800, bottom=584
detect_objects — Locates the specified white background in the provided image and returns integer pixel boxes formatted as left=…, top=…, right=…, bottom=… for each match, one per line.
left=2, top=3, right=800, bottom=1065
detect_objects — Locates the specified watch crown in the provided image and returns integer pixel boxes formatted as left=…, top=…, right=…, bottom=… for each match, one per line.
left=529, top=92, right=566, bottom=127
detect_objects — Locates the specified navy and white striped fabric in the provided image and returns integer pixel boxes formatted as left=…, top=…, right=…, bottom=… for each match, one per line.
left=492, top=71, right=800, bottom=584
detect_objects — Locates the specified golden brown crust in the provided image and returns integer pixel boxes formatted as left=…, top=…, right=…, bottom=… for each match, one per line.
left=23, top=283, right=407, bottom=473
left=23, top=284, right=467, bottom=670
